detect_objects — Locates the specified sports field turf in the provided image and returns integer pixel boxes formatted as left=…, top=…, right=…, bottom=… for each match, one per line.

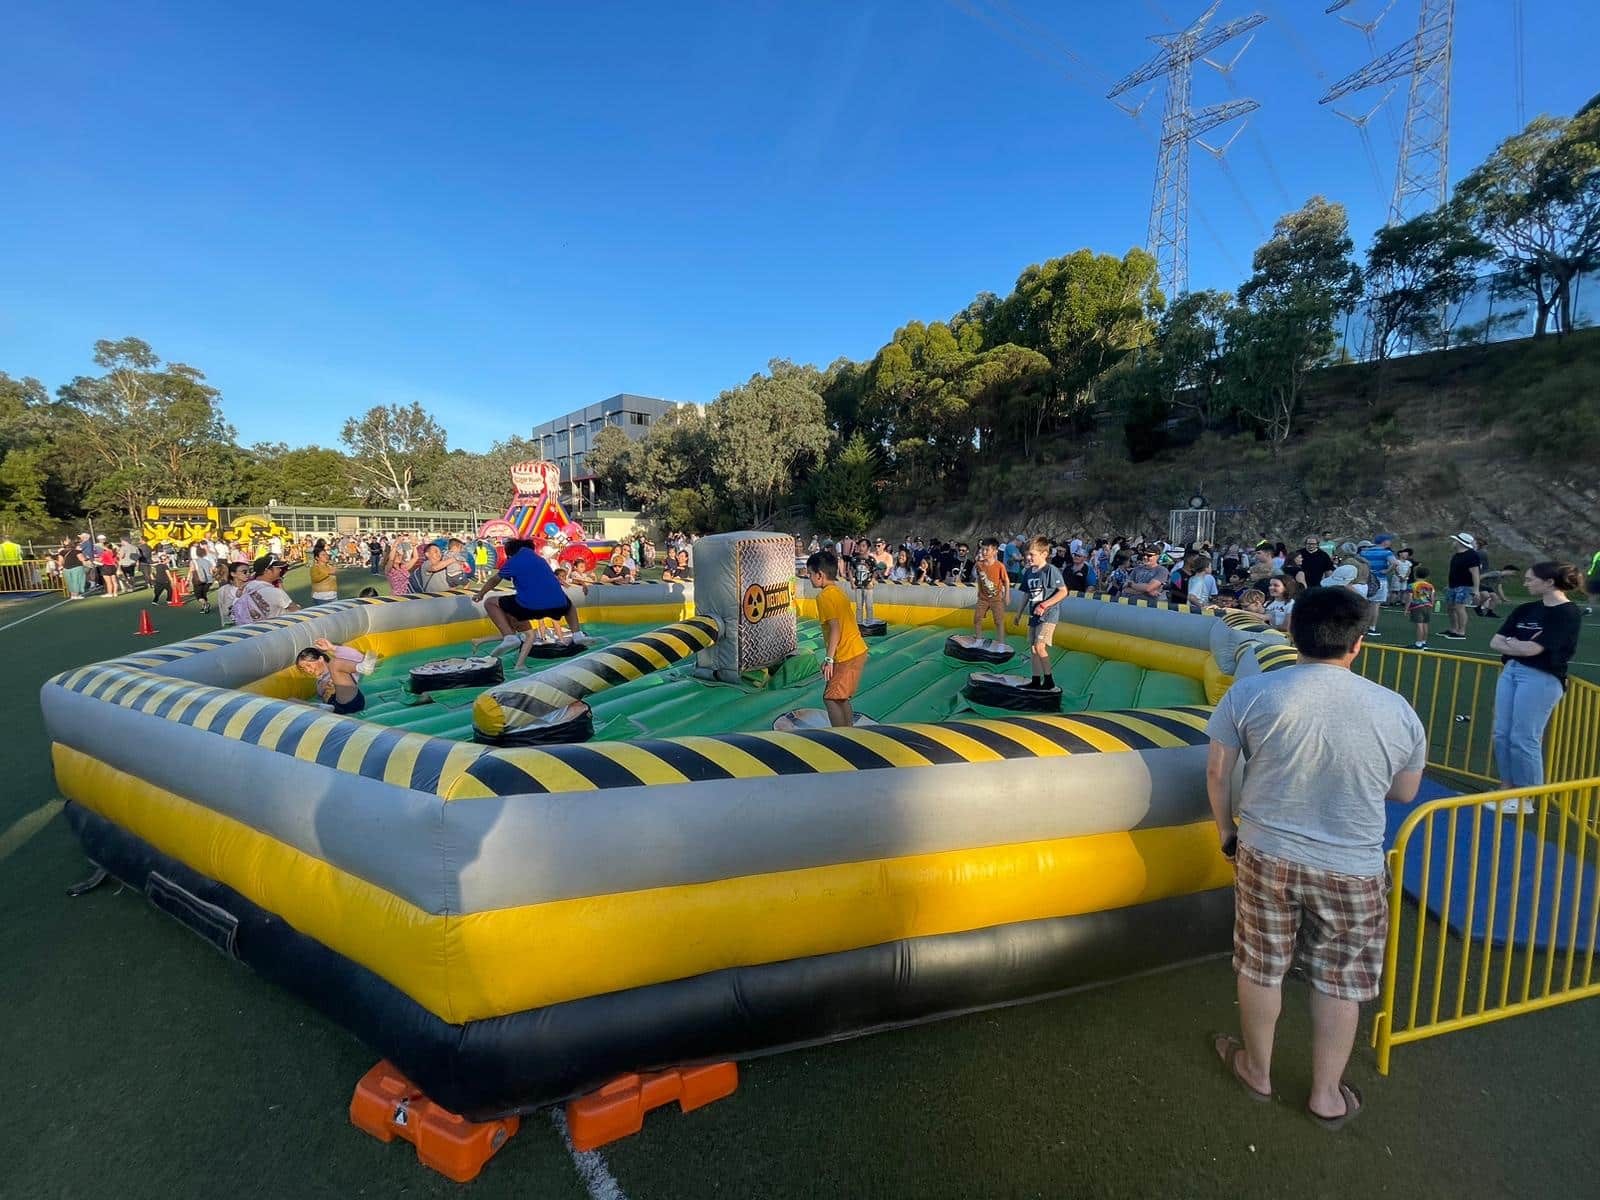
left=5, top=577, right=1599, bottom=1198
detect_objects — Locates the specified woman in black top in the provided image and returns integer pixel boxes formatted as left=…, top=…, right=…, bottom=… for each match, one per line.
left=1486, top=561, right=1585, bottom=807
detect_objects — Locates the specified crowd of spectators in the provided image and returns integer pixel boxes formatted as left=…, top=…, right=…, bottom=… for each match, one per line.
left=802, top=528, right=1532, bottom=651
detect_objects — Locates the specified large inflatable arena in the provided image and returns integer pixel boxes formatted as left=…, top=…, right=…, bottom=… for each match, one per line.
left=40, top=532, right=1297, bottom=1118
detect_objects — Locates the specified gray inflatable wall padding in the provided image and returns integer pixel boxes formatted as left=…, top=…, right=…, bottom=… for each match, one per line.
left=41, top=683, right=456, bottom=915
left=578, top=581, right=686, bottom=608
left=814, top=583, right=1220, bottom=651
left=443, top=743, right=1214, bottom=912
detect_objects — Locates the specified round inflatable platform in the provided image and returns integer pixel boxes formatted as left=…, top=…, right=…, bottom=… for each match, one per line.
left=772, top=708, right=878, bottom=732
left=520, top=637, right=587, bottom=660
left=963, top=672, right=1062, bottom=712
left=408, top=655, right=505, bottom=694
left=475, top=700, right=594, bottom=746
left=944, top=634, right=1014, bottom=664
left=859, top=618, right=888, bottom=638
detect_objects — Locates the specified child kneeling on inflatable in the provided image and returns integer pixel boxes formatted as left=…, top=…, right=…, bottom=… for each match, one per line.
left=296, top=639, right=366, bottom=715
left=1017, top=535, right=1068, bottom=690
left=807, top=550, right=868, bottom=728
left=471, top=537, right=586, bottom=657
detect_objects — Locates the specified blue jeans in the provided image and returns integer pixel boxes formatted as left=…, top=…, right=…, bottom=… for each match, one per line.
left=1492, top=660, right=1564, bottom=789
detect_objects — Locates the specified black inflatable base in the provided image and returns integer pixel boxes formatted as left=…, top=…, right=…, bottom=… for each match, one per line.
left=944, top=635, right=1014, bottom=664
left=66, top=802, right=1232, bottom=1119
left=476, top=703, right=594, bottom=747
left=520, top=638, right=586, bottom=660
left=409, top=656, right=505, bottom=694
left=859, top=619, right=888, bottom=638
left=772, top=708, right=878, bottom=732
left=963, top=672, right=1062, bottom=712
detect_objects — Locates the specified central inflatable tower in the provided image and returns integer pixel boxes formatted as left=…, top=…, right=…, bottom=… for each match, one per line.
left=690, top=532, right=799, bottom=682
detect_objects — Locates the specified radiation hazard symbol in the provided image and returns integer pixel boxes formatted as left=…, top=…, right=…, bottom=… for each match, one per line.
left=742, top=581, right=791, bottom=624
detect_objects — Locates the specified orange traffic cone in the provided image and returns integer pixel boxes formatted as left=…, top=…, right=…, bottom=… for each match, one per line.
left=135, top=609, right=157, bottom=636
left=167, top=575, right=187, bottom=607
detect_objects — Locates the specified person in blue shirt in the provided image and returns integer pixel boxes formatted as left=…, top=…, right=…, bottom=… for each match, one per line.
left=470, top=538, right=586, bottom=655
left=1358, top=535, right=1396, bottom=636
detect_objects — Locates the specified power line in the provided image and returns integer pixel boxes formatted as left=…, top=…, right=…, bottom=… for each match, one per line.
left=941, top=0, right=1101, bottom=97
left=985, top=0, right=1113, bottom=87
left=1512, top=0, right=1527, bottom=129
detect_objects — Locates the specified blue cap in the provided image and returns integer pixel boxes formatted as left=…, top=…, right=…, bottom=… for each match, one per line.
left=1375, top=533, right=1393, bottom=544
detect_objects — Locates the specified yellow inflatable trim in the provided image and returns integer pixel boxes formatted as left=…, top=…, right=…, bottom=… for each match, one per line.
left=56, top=744, right=1233, bottom=1023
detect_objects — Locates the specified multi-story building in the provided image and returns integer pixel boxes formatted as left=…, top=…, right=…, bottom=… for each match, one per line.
left=529, top=394, right=680, bottom=500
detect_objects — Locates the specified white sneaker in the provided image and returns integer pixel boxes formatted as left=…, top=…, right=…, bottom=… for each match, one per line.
left=1481, top=797, right=1534, bottom=815
left=358, top=652, right=380, bottom=676
left=496, top=633, right=522, bottom=652
left=570, top=631, right=590, bottom=644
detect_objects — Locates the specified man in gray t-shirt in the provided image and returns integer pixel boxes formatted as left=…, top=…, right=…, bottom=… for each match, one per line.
left=1205, top=586, right=1423, bottom=1129
left=1126, top=547, right=1170, bottom=598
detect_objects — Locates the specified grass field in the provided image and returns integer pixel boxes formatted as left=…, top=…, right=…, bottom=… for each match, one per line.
left=4, top=574, right=1599, bottom=1199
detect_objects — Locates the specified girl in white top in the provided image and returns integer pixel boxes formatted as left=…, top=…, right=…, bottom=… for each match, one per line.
left=215, top=562, right=249, bottom=625
left=1186, top=557, right=1219, bottom=607
left=1264, top=575, right=1299, bottom=631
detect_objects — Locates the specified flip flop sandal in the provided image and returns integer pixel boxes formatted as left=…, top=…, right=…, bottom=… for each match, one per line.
left=1211, top=1034, right=1272, bottom=1103
left=1308, top=1083, right=1364, bottom=1131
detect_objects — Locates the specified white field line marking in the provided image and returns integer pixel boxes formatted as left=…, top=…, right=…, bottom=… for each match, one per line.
left=549, top=1108, right=629, bottom=1200
left=0, top=798, right=64, bottom=863
left=0, top=598, right=71, bottom=635
left=1411, top=646, right=1600, bottom=670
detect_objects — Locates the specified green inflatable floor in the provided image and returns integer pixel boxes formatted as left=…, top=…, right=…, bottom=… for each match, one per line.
left=352, top=621, right=1205, bottom=743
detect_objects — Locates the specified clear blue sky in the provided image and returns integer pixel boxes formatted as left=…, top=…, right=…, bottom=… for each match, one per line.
left=1, top=1, right=1591, bottom=451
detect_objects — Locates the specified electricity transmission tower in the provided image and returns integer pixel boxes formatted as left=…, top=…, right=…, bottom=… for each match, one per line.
left=1108, top=2, right=1267, bottom=298
left=1320, top=0, right=1455, bottom=224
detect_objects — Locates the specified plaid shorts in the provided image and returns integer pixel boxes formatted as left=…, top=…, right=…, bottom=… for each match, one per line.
left=1232, top=843, right=1388, bottom=1002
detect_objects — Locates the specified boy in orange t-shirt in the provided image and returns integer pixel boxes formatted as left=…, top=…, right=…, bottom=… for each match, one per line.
left=973, top=537, right=1011, bottom=650
left=807, top=549, right=868, bottom=727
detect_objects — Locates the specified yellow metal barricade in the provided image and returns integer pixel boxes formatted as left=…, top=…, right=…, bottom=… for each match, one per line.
left=1354, top=644, right=1502, bottom=785
left=1545, top=677, right=1600, bottom=831
left=0, top=559, right=63, bottom=594
left=1354, top=646, right=1600, bottom=1072
left=1372, top=777, right=1600, bottom=1074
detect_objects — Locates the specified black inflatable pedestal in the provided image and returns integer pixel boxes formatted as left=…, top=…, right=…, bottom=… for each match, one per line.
left=521, top=638, right=587, bottom=660
left=858, top=619, right=888, bottom=638
left=773, top=708, right=877, bottom=732
left=475, top=701, right=594, bottom=746
left=944, top=634, right=1015, bottom=664
left=963, top=672, right=1062, bottom=712
left=409, top=655, right=505, bottom=694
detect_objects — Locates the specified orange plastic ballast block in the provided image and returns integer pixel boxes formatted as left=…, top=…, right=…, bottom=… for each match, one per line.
left=349, top=1060, right=520, bottom=1183
left=566, top=1062, right=738, bottom=1152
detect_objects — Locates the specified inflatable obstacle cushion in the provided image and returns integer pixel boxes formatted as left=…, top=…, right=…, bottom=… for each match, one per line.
left=964, top=671, right=1062, bottom=712
left=944, top=634, right=1015, bottom=664
left=409, top=655, right=504, bottom=694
